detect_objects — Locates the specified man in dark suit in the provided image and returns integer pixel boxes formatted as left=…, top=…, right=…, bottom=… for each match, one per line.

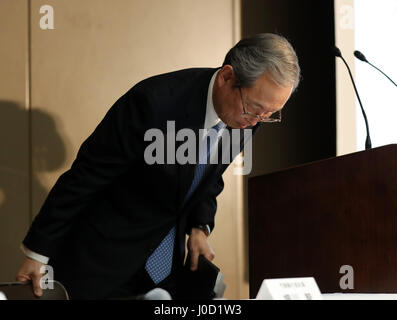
left=16, top=33, right=300, bottom=299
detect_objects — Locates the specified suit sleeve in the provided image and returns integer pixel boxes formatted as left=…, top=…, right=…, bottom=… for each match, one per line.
left=23, top=89, right=150, bottom=257
left=186, top=174, right=225, bottom=234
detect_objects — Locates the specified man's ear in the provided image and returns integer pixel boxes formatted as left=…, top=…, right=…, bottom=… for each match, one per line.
left=218, top=65, right=235, bottom=86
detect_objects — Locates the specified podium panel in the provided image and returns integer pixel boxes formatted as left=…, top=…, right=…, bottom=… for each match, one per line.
left=248, top=144, right=397, bottom=298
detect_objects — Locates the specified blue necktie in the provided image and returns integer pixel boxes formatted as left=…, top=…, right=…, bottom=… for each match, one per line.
left=145, top=121, right=225, bottom=284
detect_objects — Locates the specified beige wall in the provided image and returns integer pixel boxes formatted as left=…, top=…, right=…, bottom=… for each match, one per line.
left=335, top=0, right=356, bottom=156
left=0, top=0, right=30, bottom=282
left=1, top=0, right=247, bottom=299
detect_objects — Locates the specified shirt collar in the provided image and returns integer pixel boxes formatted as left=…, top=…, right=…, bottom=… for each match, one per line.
left=204, top=69, right=223, bottom=129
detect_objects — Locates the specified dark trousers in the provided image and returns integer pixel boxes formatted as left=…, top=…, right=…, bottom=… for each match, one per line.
left=105, top=242, right=184, bottom=300
left=105, top=265, right=181, bottom=300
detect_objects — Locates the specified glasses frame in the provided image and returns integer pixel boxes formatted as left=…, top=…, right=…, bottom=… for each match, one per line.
left=238, top=87, right=282, bottom=123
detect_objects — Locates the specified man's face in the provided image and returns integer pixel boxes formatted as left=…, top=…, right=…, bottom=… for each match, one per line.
left=213, top=65, right=293, bottom=129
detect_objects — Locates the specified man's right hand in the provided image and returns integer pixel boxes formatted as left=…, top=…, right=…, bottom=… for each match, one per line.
left=16, top=257, right=45, bottom=297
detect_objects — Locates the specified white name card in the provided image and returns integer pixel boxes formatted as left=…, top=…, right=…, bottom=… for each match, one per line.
left=256, top=277, right=323, bottom=300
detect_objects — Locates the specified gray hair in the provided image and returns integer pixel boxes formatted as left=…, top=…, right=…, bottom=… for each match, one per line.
left=223, top=33, right=301, bottom=91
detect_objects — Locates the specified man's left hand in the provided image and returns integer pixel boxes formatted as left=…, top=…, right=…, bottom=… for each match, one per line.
left=187, top=228, right=215, bottom=271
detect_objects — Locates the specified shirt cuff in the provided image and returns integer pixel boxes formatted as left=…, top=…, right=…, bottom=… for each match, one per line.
left=20, top=244, right=50, bottom=265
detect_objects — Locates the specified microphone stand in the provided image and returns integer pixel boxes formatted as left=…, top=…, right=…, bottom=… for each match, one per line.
left=335, top=47, right=372, bottom=150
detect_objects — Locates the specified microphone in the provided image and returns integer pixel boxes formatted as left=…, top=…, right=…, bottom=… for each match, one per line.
left=333, top=46, right=342, bottom=58
left=354, top=50, right=397, bottom=87
left=334, top=46, right=372, bottom=150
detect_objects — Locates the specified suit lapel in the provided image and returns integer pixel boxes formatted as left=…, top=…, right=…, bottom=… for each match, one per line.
left=176, top=69, right=216, bottom=210
left=184, top=123, right=262, bottom=211
left=175, top=68, right=262, bottom=214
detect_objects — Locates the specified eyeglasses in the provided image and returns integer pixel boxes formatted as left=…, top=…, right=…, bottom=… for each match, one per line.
left=239, top=87, right=282, bottom=123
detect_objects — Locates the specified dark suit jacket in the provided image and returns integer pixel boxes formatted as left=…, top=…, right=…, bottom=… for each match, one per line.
left=22, top=67, right=260, bottom=299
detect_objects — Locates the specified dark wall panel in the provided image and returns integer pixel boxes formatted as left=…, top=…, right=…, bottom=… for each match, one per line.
left=243, top=0, right=336, bottom=177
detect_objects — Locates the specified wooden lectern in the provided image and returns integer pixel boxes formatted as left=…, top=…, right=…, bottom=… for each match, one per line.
left=248, top=144, right=397, bottom=298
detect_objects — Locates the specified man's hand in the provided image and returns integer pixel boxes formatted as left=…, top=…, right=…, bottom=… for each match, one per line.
left=16, top=257, right=45, bottom=297
left=187, top=227, right=215, bottom=271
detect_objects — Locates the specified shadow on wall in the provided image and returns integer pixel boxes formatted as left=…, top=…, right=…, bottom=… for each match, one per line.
left=0, top=100, right=66, bottom=281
